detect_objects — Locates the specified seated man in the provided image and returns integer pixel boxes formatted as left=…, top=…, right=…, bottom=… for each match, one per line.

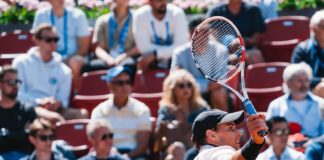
left=12, top=24, right=88, bottom=120
left=33, top=0, right=90, bottom=88
left=21, top=118, right=76, bottom=160
left=171, top=17, right=209, bottom=93
left=267, top=62, right=324, bottom=138
left=133, top=0, right=189, bottom=70
left=83, top=0, right=140, bottom=73
left=0, top=65, right=36, bottom=159
left=79, top=120, right=127, bottom=160
left=257, top=116, right=305, bottom=160
left=207, top=0, right=265, bottom=64
left=291, top=10, right=324, bottom=98
left=91, top=66, right=151, bottom=159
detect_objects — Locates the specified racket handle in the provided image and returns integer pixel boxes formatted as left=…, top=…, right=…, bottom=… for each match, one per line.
left=243, top=99, right=268, bottom=137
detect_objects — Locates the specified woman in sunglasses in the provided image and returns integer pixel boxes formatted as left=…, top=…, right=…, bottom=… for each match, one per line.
left=21, top=118, right=75, bottom=160
left=155, top=69, right=209, bottom=160
left=257, top=116, right=305, bottom=160
left=79, top=120, right=127, bottom=160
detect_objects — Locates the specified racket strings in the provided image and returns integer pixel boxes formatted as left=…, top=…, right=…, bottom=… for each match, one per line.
left=192, top=19, right=243, bottom=81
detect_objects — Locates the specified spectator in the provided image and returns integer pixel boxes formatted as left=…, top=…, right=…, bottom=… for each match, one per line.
left=250, top=0, right=278, bottom=20
left=21, top=118, right=76, bottom=160
left=203, top=82, right=235, bottom=112
left=79, top=120, right=127, bottom=160
left=0, top=66, right=35, bottom=159
left=156, top=69, right=208, bottom=160
left=83, top=0, right=139, bottom=73
left=207, top=0, right=265, bottom=64
left=291, top=10, right=324, bottom=98
left=305, top=135, right=324, bottom=160
left=267, top=62, right=324, bottom=138
left=12, top=24, right=88, bottom=121
left=171, top=17, right=209, bottom=93
left=91, top=66, right=151, bottom=159
left=133, top=0, right=189, bottom=70
left=33, top=0, right=90, bottom=88
left=257, top=116, right=305, bottom=160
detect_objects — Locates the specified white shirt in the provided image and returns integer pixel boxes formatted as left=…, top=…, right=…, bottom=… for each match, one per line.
left=133, top=4, right=189, bottom=67
left=91, top=96, right=151, bottom=150
left=266, top=93, right=324, bottom=138
left=33, top=6, right=89, bottom=59
left=257, top=146, right=306, bottom=160
left=194, top=145, right=237, bottom=160
left=12, top=47, right=72, bottom=108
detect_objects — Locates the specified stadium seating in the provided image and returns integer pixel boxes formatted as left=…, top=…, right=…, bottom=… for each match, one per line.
left=133, top=69, right=169, bottom=93
left=54, top=119, right=91, bottom=158
left=0, top=30, right=33, bottom=65
left=132, top=93, right=162, bottom=118
left=77, top=70, right=109, bottom=96
left=245, top=62, right=289, bottom=111
left=259, top=16, right=310, bottom=62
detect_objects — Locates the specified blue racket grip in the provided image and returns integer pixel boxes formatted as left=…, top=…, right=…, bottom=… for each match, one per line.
left=243, top=99, right=268, bottom=137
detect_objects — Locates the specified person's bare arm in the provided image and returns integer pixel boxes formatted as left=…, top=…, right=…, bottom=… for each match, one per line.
left=95, top=42, right=116, bottom=67
left=127, top=130, right=151, bottom=158
left=75, top=36, right=90, bottom=57
left=230, top=114, right=267, bottom=160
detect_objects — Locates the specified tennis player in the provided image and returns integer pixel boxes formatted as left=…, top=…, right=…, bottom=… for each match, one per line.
left=192, top=109, right=267, bottom=160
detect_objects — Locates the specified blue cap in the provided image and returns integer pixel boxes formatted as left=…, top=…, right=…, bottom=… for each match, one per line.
left=101, top=66, right=132, bottom=82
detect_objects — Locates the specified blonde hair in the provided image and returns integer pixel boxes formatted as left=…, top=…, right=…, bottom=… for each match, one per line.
left=159, top=69, right=207, bottom=111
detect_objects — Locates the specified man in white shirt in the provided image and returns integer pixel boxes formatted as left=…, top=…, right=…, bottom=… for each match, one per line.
left=267, top=62, right=324, bottom=138
left=33, top=0, right=90, bottom=88
left=133, top=0, right=189, bottom=70
left=91, top=65, right=151, bottom=159
left=12, top=24, right=88, bottom=121
left=257, top=116, right=305, bottom=160
left=192, top=109, right=268, bottom=160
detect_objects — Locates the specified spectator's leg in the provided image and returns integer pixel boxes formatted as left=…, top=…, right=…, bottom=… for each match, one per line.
left=164, top=142, right=185, bottom=160
left=67, top=55, right=87, bottom=91
left=313, top=82, right=324, bottom=98
left=246, top=48, right=264, bottom=64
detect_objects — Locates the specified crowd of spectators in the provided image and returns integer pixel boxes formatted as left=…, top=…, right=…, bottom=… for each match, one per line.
left=1, top=0, right=324, bottom=159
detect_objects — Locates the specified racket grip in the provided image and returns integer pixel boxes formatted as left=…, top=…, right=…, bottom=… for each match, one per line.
left=243, top=99, right=268, bottom=137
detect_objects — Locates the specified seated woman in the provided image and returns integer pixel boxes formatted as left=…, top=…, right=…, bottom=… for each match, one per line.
left=155, top=69, right=209, bottom=160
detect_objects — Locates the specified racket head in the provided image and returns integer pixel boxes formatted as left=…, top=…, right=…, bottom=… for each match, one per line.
left=191, top=16, right=246, bottom=83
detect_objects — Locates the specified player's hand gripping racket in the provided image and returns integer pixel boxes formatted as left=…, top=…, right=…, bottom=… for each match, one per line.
left=191, top=16, right=268, bottom=137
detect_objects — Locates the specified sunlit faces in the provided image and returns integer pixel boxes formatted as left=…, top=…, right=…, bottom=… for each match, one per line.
left=36, top=29, right=59, bottom=54
left=174, top=80, right=193, bottom=100
left=107, top=72, right=132, bottom=97
left=0, top=72, right=20, bottom=100
left=287, top=72, right=310, bottom=97
left=269, top=122, right=289, bottom=151
left=211, top=122, right=242, bottom=150
left=149, top=0, right=167, bottom=14
left=29, top=129, right=54, bottom=153
left=90, top=127, right=114, bottom=154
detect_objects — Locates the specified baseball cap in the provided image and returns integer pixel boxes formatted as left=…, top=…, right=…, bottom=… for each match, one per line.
left=192, top=109, right=245, bottom=143
left=101, top=66, right=132, bottom=82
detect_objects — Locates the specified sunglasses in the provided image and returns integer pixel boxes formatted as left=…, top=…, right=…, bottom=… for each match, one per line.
left=272, top=129, right=290, bottom=137
left=177, top=82, right=192, bottom=89
left=111, top=80, right=131, bottom=86
left=100, top=133, right=114, bottom=141
left=37, top=134, right=55, bottom=142
left=2, top=79, right=22, bottom=86
left=41, top=36, right=59, bottom=43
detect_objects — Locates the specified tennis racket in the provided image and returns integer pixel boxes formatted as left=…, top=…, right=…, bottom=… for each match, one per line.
left=191, top=16, right=268, bottom=137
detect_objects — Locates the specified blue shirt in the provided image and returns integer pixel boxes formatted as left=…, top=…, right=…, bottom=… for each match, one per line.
left=33, top=6, right=89, bottom=59
left=266, top=92, right=324, bottom=138
left=305, top=136, right=324, bottom=160
left=291, top=38, right=324, bottom=88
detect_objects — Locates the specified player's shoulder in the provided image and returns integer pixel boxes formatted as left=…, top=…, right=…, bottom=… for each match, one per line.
left=197, top=146, right=236, bottom=160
